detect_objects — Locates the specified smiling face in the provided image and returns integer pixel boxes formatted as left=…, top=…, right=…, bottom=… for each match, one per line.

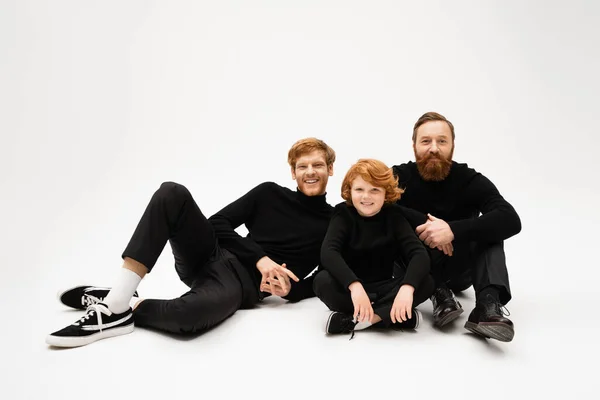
left=413, top=120, right=454, bottom=181
left=291, top=150, right=334, bottom=196
left=350, top=175, right=386, bottom=217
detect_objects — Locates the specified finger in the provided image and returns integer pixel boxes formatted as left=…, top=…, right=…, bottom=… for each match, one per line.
left=416, top=223, right=426, bottom=234
left=267, top=278, right=282, bottom=289
left=272, top=271, right=288, bottom=290
left=353, top=305, right=359, bottom=321
left=407, top=307, right=412, bottom=320
left=359, top=305, right=366, bottom=323
left=401, top=305, right=407, bottom=322
left=396, top=307, right=402, bottom=323
left=283, top=269, right=300, bottom=282
left=276, top=264, right=299, bottom=283
left=277, top=274, right=289, bottom=291
left=390, top=308, right=396, bottom=324
left=428, top=213, right=438, bottom=221
left=446, top=244, right=452, bottom=256
left=441, top=244, right=449, bottom=256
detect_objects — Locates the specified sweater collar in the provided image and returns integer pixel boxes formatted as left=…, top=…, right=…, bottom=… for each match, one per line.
left=295, top=188, right=329, bottom=208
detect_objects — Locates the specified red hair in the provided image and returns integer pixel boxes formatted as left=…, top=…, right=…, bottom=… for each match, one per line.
left=341, top=159, right=403, bottom=204
left=287, top=138, right=336, bottom=169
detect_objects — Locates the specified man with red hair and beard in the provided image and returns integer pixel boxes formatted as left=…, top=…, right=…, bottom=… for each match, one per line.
left=392, top=112, right=521, bottom=342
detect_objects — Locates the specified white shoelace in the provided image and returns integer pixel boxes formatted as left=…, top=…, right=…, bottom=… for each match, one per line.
left=81, top=294, right=103, bottom=307
left=74, top=304, right=111, bottom=331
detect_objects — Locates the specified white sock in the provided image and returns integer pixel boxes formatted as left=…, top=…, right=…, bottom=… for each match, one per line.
left=103, top=268, right=142, bottom=313
left=129, top=296, right=143, bottom=310
left=354, top=320, right=373, bottom=330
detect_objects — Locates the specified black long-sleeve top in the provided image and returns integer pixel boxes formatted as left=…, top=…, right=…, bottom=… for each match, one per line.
left=208, top=182, right=333, bottom=302
left=320, top=202, right=430, bottom=291
left=392, top=161, right=522, bottom=243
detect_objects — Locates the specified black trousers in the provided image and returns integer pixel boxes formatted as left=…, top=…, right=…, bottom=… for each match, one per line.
left=313, top=270, right=434, bottom=327
left=395, top=242, right=512, bottom=305
left=121, top=182, right=258, bottom=334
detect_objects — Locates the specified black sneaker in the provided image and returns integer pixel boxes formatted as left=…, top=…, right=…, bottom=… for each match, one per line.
left=464, top=297, right=514, bottom=342
left=431, top=287, right=463, bottom=327
left=58, top=286, right=139, bottom=310
left=391, top=309, right=422, bottom=330
left=325, top=312, right=357, bottom=336
left=46, top=303, right=134, bottom=347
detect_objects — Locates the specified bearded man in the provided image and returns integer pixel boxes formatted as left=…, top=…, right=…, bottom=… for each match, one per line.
left=392, top=112, right=521, bottom=342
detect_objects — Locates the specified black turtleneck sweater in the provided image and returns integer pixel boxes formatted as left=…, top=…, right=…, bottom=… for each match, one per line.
left=320, top=202, right=430, bottom=291
left=208, top=182, right=333, bottom=302
left=392, top=161, right=522, bottom=244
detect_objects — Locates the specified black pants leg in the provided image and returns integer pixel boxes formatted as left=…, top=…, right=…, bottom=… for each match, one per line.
left=121, top=181, right=245, bottom=334
left=133, top=249, right=243, bottom=334
left=313, top=270, right=434, bottom=327
left=431, top=242, right=512, bottom=305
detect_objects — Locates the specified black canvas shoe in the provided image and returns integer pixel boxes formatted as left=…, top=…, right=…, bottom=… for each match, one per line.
left=58, top=286, right=138, bottom=310
left=391, top=309, right=422, bottom=331
left=325, top=312, right=357, bottom=338
left=431, top=287, right=463, bottom=327
left=46, top=303, right=134, bottom=347
left=464, top=296, right=514, bottom=342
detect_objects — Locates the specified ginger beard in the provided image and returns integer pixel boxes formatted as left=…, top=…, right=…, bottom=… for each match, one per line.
left=414, top=146, right=454, bottom=182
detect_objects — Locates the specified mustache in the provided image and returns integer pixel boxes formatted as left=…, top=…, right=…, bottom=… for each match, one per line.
left=420, top=153, right=444, bottom=162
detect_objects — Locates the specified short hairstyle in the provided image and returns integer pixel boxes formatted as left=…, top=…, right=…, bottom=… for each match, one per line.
left=412, top=112, right=455, bottom=142
left=341, top=159, right=404, bottom=204
left=287, top=137, right=336, bottom=169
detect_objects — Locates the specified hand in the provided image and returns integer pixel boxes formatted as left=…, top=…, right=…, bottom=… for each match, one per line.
left=348, top=282, right=374, bottom=324
left=261, top=276, right=291, bottom=297
left=416, top=214, right=454, bottom=248
left=256, top=256, right=299, bottom=295
left=390, top=284, right=415, bottom=323
left=437, top=242, right=454, bottom=256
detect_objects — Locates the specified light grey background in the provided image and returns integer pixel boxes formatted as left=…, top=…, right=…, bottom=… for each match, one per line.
left=1, top=1, right=598, bottom=399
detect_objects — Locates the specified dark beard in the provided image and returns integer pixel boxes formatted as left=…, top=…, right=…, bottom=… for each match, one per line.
left=415, top=150, right=453, bottom=182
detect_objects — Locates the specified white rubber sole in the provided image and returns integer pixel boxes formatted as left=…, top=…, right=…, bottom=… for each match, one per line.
left=413, top=309, right=422, bottom=329
left=46, top=324, right=134, bottom=348
left=325, top=312, right=336, bottom=333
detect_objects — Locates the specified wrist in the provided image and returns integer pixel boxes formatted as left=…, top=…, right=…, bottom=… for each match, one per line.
left=400, top=284, right=415, bottom=294
left=348, top=281, right=362, bottom=292
left=256, top=256, right=269, bottom=270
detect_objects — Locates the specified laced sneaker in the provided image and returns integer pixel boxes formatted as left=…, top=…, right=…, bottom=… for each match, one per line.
left=391, top=309, right=422, bottom=331
left=58, top=286, right=138, bottom=310
left=464, top=295, right=514, bottom=342
left=325, top=312, right=358, bottom=339
left=431, top=287, right=463, bottom=327
left=46, top=303, right=134, bottom=347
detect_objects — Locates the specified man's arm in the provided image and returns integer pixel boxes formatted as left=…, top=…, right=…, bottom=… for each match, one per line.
left=448, top=174, right=522, bottom=242
left=208, top=183, right=269, bottom=266
left=320, top=210, right=359, bottom=290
